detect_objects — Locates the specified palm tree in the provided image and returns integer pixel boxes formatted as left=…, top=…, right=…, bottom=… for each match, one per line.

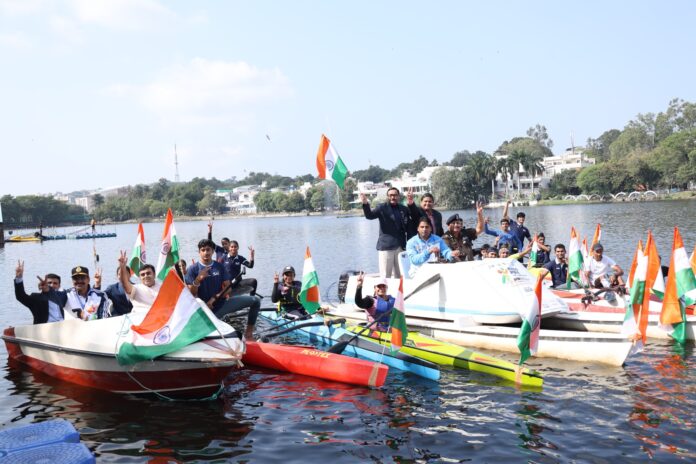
left=522, top=152, right=545, bottom=197
left=495, top=154, right=510, bottom=199
left=508, top=150, right=527, bottom=199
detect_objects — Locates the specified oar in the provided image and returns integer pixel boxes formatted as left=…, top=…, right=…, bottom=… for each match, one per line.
left=257, top=313, right=312, bottom=335
left=327, top=273, right=442, bottom=355
left=260, top=318, right=346, bottom=342
left=207, top=268, right=247, bottom=308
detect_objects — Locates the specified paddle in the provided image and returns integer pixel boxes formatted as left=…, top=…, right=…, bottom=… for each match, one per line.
left=260, top=318, right=346, bottom=342
left=327, top=273, right=442, bottom=355
left=207, top=267, right=247, bottom=308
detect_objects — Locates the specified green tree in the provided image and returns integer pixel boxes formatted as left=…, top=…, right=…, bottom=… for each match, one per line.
left=352, top=165, right=390, bottom=183
left=547, top=170, right=581, bottom=196
left=285, top=191, right=306, bottom=212
left=340, top=178, right=357, bottom=210
left=449, top=150, right=472, bottom=167
left=430, top=167, right=476, bottom=208
left=526, top=124, right=554, bottom=150
left=586, top=129, right=621, bottom=162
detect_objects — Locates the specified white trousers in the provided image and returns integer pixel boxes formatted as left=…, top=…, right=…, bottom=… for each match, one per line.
left=378, top=248, right=402, bottom=278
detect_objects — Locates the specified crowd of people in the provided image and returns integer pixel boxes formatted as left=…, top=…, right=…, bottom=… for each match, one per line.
left=12, top=221, right=314, bottom=340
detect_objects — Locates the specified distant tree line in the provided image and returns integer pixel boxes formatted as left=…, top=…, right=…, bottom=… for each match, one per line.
left=0, top=195, right=87, bottom=227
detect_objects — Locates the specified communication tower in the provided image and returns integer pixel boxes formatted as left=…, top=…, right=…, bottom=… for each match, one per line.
left=174, top=144, right=180, bottom=182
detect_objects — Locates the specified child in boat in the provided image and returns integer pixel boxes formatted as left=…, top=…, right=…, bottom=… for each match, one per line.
left=353, top=272, right=394, bottom=332
left=271, top=266, right=308, bottom=319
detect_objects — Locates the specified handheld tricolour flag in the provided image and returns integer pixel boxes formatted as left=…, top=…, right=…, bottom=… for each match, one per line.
left=517, top=274, right=542, bottom=365
left=591, top=223, right=602, bottom=249
left=316, top=134, right=348, bottom=190
left=581, top=236, right=590, bottom=261
left=117, top=269, right=218, bottom=365
left=298, top=247, right=321, bottom=314
left=622, top=240, right=644, bottom=339
left=129, top=223, right=146, bottom=275
left=567, top=226, right=584, bottom=288
left=389, top=277, right=408, bottom=352
left=659, top=227, right=696, bottom=345
left=626, top=232, right=662, bottom=345
left=156, top=209, right=180, bottom=281
left=527, top=234, right=539, bottom=269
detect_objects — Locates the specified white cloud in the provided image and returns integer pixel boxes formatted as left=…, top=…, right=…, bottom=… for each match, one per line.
left=109, top=58, right=293, bottom=127
left=0, top=0, right=44, bottom=16
left=68, top=0, right=174, bottom=30
left=0, top=32, right=32, bottom=50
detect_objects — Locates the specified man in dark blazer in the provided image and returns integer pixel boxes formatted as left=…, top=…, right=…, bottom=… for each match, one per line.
left=13, top=260, right=66, bottom=324
left=408, top=192, right=444, bottom=237
left=361, top=187, right=418, bottom=278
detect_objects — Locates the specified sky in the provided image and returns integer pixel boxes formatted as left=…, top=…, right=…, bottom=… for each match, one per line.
left=1, top=0, right=695, bottom=196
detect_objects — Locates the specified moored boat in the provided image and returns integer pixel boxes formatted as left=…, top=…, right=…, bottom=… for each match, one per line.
left=241, top=340, right=388, bottom=387
left=2, top=313, right=244, bottom=398
left=260, top=311, right=440, bottom=380
left=327, top=306, right=634, bottom=367
left=345, top=325, right=543, bottom=388
left=341, top=258, right=568, bottom=325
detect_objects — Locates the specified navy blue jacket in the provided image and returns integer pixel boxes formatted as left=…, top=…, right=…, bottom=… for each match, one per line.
left=407, top=204, right=444, bottom=238
left=14, top=279, right=66, bottom=324
left=105, top=282, right=133, bottom=316
left=363, top=202, right=414, bottom=250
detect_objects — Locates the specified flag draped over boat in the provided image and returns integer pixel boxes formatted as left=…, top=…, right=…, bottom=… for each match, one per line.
left=316, top=134, right=348, bottom=190
left=156, top=209, right=180, bottom=281
left=567, top=227, right=584, bottom=288
left=117, top=269, right=218, bottom=366
left=129, top=223, right=146, bottom=275
left=527, top=234, right=539, bottom=269
left=298, top=247, right=321, bottom=314
left=389, top=277, right=408, bottom=353
left=591, top=223, right=602, bottom=249
left=517, top=275, right=542, bottom=365
left=659, top=227, right=696, bottom=344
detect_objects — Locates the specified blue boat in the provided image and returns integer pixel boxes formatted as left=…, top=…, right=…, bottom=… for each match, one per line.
left=260, top=311, right=440, bottom=381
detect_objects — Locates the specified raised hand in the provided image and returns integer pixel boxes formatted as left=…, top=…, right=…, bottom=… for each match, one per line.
left=359, top=192, right=368, bottom=204
left=207, top=221, right=213, bottom=233
left=118, top=250, right=128, bottom=267
left=198, top=265, right=210, bottom=281
left=36, top=275, right=48, bottom=293
left=248, top=245, right=255, bottom=259
left=406, top=187, right=415, bottom=205
left=15, top=260, right=24, bottom=279
left=476, top=201, right=484, bottom=215
left=357, top=271, right=365, bottom=285
left=273, top=271, right=279, bottom=283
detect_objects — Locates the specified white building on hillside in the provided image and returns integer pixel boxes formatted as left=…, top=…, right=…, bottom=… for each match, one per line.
left=542, top=147, right=595, bottom=178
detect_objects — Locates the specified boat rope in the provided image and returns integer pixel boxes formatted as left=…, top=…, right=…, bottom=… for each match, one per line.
left=113, top=314, right=227, bottom=401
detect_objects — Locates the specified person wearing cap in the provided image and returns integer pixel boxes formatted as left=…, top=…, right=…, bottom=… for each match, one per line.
left=271, top=266, right=307, bottom=318
left=584, top=242, right=624, bottom=288
left=406, top=217, right=458, bottom=277
left=502, top=200, right=532, bottom=252
left=407, top=192, right=444, bottom=238
left=58, top=265, right=112, bottom=321
left=484, top=216, right=522, bottom=254
left=353, top=272, right=394, bottom=332
left=13, top=260, right=65, bottom=324
left=442, top=203, right=485, bottom=262
left=360, top=187, right=419, bottom=278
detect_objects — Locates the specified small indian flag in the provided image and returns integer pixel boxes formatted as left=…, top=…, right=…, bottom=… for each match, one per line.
left=527, top=234, right=539, bottom=269
left=129, top=223, right=147, bottom=275
left=659, top=227, right=696, bottom=344
left=622, top=240, right=644, bottom=339
left=389, top=277, right=408, bottom=352
left=156, top=208, right=180, bottom=281
left=581, top=236, right=590, bottom=261
left=316, top=134, right=348, bottom=190
left=298, top=247, right=321, bottom=314
left=567, top=226, right=584, bottom=288
left=627, top=232, right=662, bottom=345
left=117, top=269, right=218, bottom=365
left=517, top=274, right=542, bottom=365
left=591, top=223, right=602, bottom=249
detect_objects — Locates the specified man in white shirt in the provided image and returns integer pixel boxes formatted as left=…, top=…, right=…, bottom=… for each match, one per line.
left=584, top=243, right=624, bottom=288
left=117, top=250, right=161, bottom=312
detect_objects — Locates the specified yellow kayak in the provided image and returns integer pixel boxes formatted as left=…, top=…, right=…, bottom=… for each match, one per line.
left=347, top=325, right=543, bottom=388
left=6, top=235, right=41, bottom=242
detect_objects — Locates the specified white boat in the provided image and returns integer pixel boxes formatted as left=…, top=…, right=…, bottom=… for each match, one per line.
left=2, top=310, right=245, bottom=397
left=326, top=306, right=633, bottom=367
left=342, top=255, right=568, bottom=325
left=544, top=287, right=696, bottom=341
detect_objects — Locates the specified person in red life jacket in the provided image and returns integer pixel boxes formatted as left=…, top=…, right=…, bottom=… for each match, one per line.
left=353, top=272, right=395, bottom=332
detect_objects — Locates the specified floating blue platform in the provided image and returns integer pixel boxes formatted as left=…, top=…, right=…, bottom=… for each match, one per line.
left=0, top=419, right=94, bottom=464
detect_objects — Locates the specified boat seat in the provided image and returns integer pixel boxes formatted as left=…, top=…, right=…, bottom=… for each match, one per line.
left=398, top=251, right=412, bottom=279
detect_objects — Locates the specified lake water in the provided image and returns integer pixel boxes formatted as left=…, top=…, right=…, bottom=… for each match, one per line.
left=1, top=200, right=695, bottom=462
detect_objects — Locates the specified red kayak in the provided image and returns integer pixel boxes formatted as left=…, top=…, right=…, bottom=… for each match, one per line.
left=243, top=341, right=388, bottom=388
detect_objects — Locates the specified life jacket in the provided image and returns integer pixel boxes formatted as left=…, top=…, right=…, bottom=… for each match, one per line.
left=368, top=295, right=395, bottom=331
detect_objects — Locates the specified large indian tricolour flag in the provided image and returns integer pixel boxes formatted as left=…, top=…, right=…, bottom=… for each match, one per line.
left=156, top=208, right=180, bottom=281
left=567, top=226, right=584, bottom=288
left=316, top=134, right=348, bottom=190
left=390, top=277, right=408, bottom=353
left=659, top=227, right=696, bottom=345
left=517, top=274, right=542, bottom=365
left=298, top=247, right=321, bottom=314
left=129, top=223, right=146, bottom=275
left=623, top=232, right=662, bottom=346
left=621, top=240, right=644, bottom=339
left=117, top=269, right=217, bottom=365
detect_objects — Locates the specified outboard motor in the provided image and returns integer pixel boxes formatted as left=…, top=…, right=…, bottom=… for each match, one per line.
left=337, top=270, right=360, bottom=303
